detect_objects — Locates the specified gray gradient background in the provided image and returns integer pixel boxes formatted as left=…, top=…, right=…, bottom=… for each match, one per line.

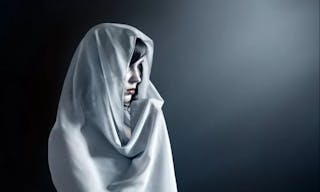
left=1, top=0, right=319, bottom=191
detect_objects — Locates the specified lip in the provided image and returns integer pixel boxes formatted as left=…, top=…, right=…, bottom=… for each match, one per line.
left=127, top=88, right=136, bottom=95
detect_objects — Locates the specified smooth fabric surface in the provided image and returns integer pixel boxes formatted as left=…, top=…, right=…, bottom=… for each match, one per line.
left=48, top=23, right=178, bottom=192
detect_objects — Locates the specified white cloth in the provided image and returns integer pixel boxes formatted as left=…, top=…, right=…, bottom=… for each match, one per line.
left=48, top=23, right=178, bottom=192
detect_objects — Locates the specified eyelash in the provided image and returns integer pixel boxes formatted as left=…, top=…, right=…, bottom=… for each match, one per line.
left=138, top=64, right=143, bottom=72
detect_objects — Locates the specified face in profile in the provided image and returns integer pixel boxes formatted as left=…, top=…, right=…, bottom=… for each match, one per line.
left=123, top=56, right=144, bottom=107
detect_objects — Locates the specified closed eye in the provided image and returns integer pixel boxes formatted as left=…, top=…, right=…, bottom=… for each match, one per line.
left=138, top=63, right=143, bottom=77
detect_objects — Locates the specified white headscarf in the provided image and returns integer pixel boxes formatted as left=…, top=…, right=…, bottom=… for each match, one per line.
left=48, top=23, right=178, bottom=192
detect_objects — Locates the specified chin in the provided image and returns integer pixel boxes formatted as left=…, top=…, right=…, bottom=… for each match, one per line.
left=124, top=96, right=132, bottom=103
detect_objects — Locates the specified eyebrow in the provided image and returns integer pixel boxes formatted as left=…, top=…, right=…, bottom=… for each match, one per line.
left=130, top=56, right=145, bottom=67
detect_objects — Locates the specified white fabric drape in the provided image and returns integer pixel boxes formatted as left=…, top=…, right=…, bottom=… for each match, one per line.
left=48, top=23, right=178, bottom=192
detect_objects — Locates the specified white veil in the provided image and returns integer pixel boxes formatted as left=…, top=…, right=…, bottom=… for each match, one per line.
left=48, top=23, right=178, bottom=192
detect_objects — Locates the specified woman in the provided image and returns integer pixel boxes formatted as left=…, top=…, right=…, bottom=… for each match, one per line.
left=122, top=38, right=146, bottom=142
left=48, top=23, right=178, bottom=192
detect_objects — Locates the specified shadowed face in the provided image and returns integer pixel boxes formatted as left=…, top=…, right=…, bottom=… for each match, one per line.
left=123, top=56, right=144, bottom=106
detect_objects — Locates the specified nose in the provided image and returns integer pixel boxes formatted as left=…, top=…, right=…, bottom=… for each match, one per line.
left=129, top=69, right=141, bottom=84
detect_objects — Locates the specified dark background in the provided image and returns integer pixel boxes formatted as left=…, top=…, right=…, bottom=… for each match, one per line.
left=1, top=0, right=319, bottom=191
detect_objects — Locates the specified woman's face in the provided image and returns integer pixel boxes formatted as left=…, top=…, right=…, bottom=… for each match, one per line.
left=123, top=56, right=144, bottom=106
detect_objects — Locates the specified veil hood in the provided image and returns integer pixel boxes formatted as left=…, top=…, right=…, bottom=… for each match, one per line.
left=48, top=23, right=177, bottom=192
left=57, top=23, right=162, bottom=152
